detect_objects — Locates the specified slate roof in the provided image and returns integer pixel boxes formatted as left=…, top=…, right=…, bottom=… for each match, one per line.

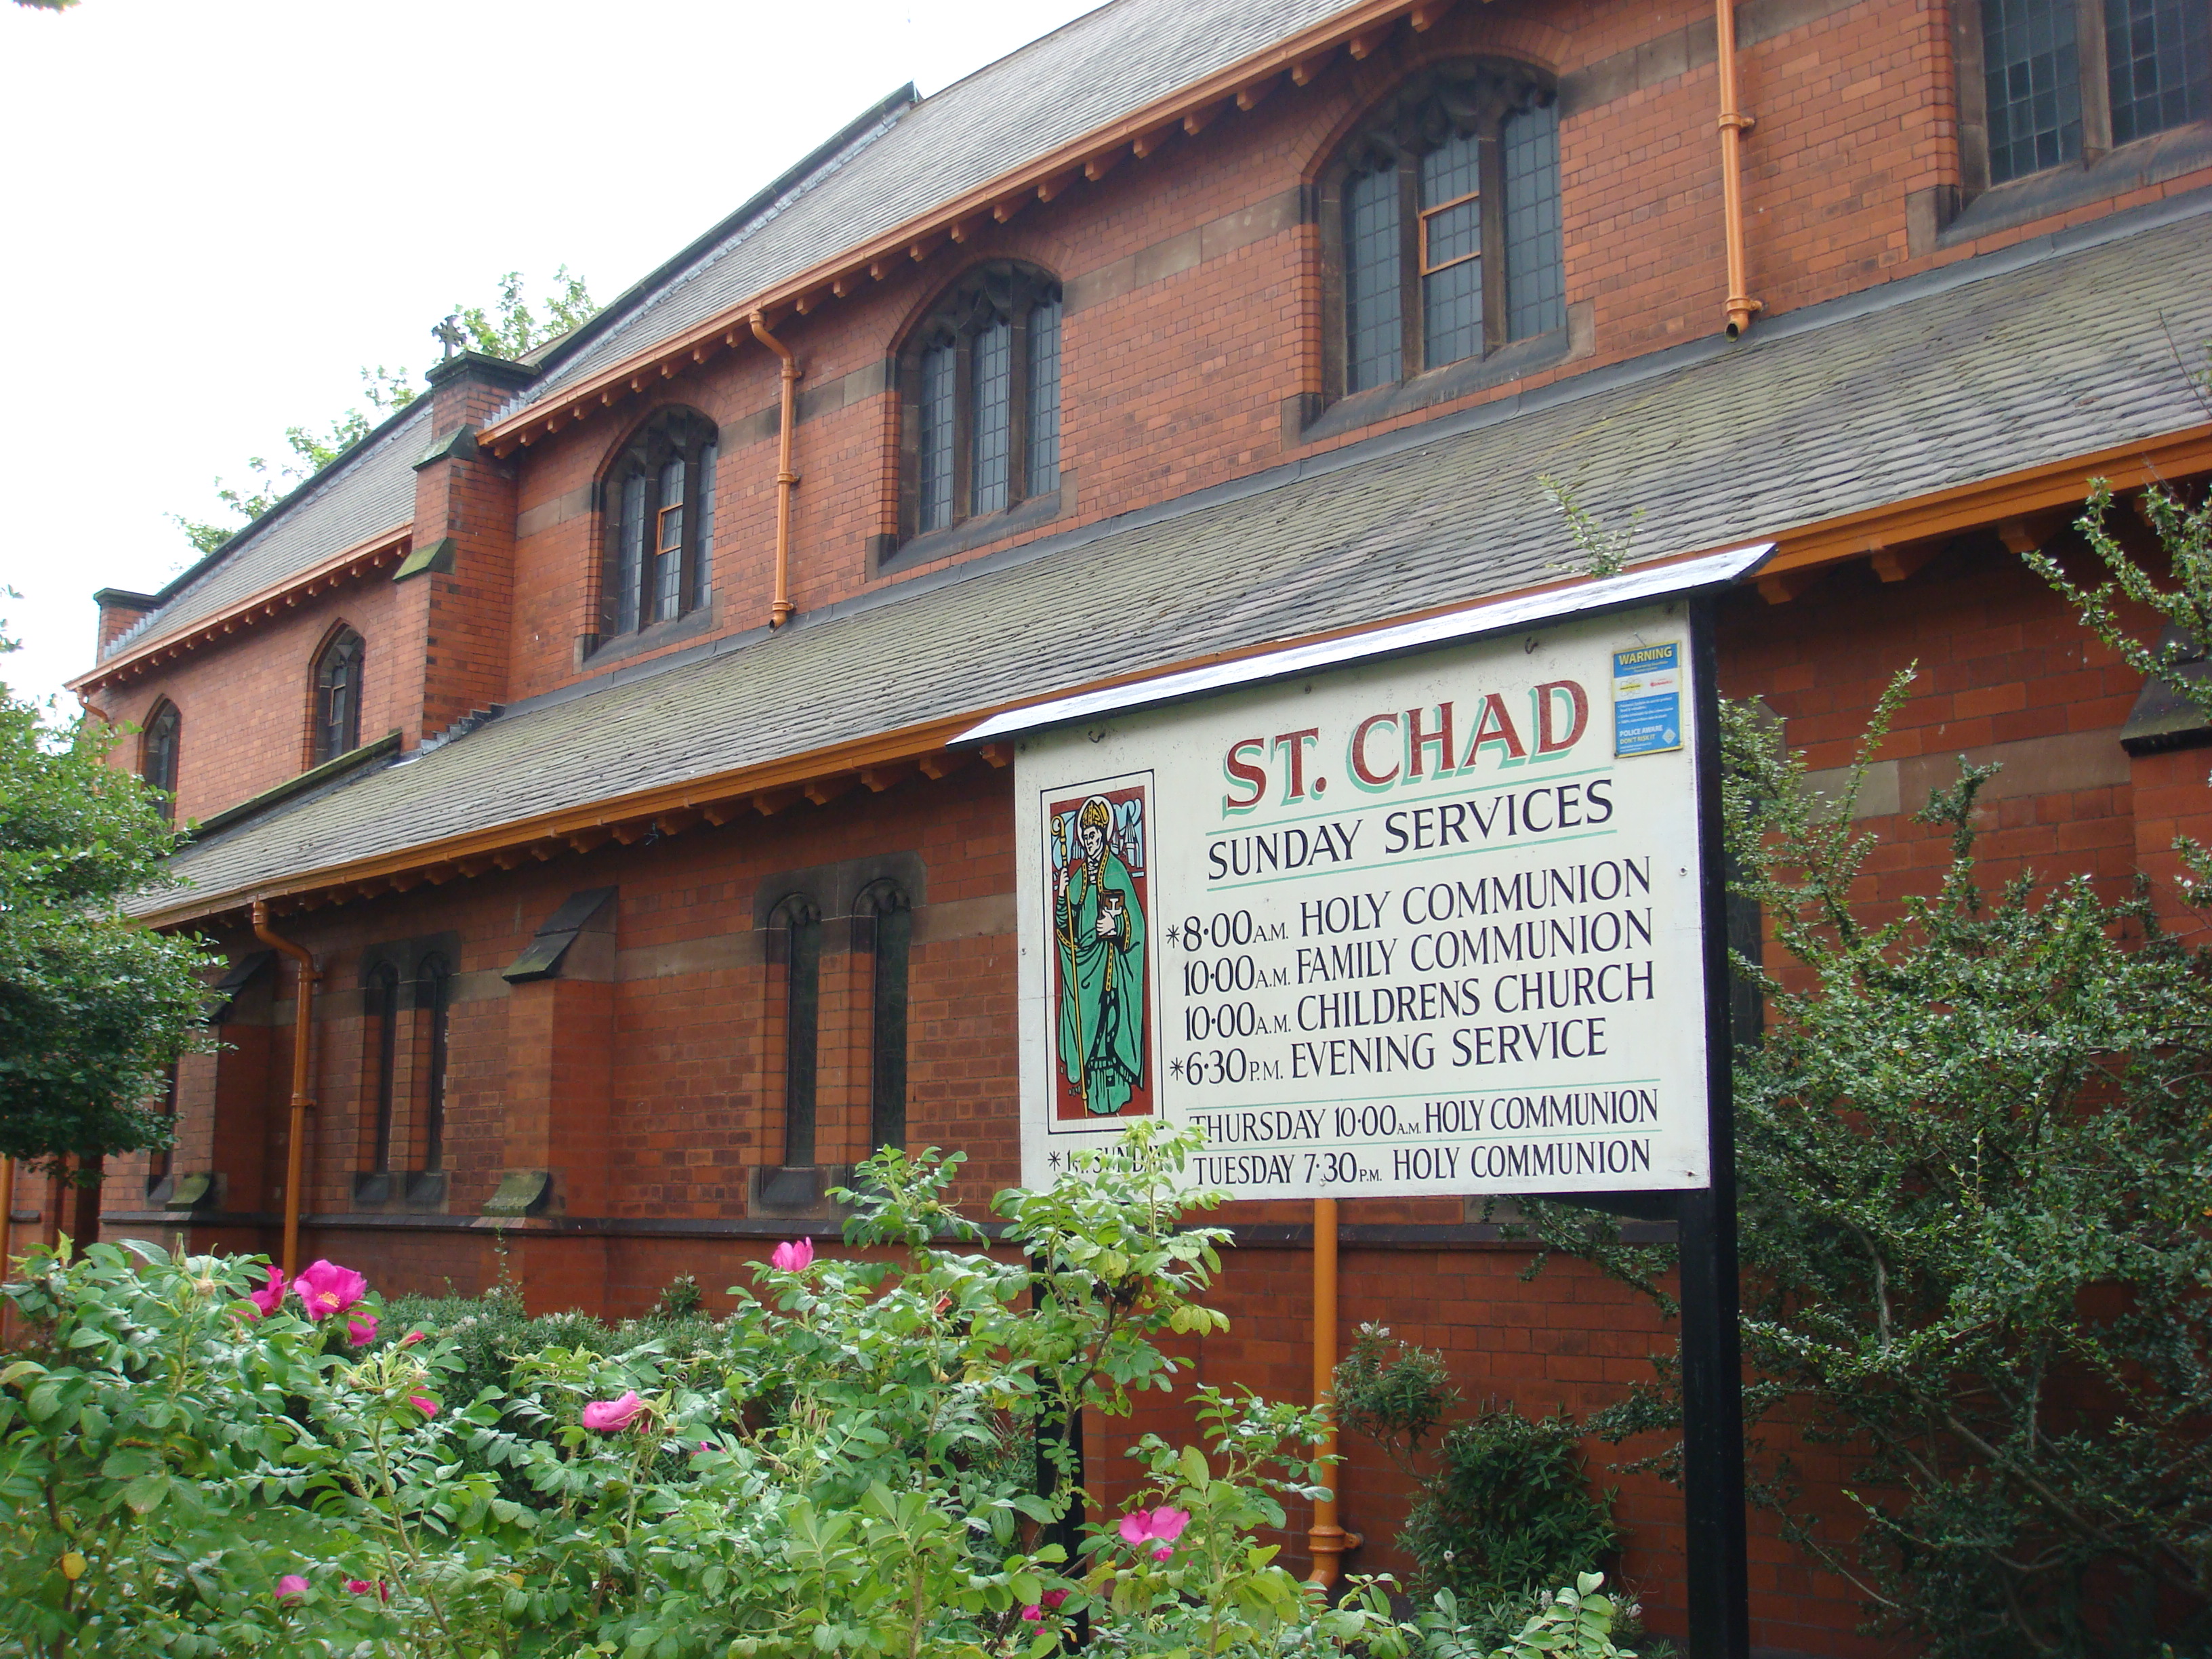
left=501, top=0, right=1360, bottom=419
left=140, top=191, right=2212, bottom=922
left=103, top=399, right=431, bottom=659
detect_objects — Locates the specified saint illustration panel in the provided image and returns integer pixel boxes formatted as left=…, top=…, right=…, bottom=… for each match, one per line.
left=1046, top=781, right=1154, bottom=1121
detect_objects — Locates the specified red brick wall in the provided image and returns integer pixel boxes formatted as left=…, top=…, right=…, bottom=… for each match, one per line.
left=485, top=0, right=2211, bottom=710
left=91, top=574, right=408, bottom=823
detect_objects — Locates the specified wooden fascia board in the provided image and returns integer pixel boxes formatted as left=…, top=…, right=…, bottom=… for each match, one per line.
left=1764, top=424, right=2212, bottom=575
left=138, top=543, right=1754, bottom=930
left=140, top=711, right=989, bottom=928
left=478, top=0, right=1423, bottom=451
left=70, top=524, right=413, bottom=694
left=142, top=422, right=2212, bottom=926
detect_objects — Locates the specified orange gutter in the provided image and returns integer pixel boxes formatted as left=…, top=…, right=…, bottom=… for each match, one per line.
left=476, top=0, right=1449, bottom=457
left=1715, top=0, right=1761, bottom=338
left=251, top=901, right=319, bottom=1282
left=128, top=424, right=2212, bottom=928
left=750, top=312, right=802, bottom=628
left=1758, top=422, right=2212, bottom=577
left=1306, top=1197, right=1359, bottom=1585
left=70, top=527, right=412, bottom=697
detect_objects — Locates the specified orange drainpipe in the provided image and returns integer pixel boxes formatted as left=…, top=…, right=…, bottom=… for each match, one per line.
left=1306, top=1196, right=1359, bottom=1584
left=1715, top=0, right=1761, bottom=338
left=251, top=901, right=319, bottom=1281
left=748, top=312, right=801, bottom=628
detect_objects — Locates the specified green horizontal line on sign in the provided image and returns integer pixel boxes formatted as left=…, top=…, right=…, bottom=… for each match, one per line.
left=1209, top=827, right=1618, bottom=890
left=1181, top=1078, right=1662, bottom=1111
left=1207, top=764, right=1614, bottom=837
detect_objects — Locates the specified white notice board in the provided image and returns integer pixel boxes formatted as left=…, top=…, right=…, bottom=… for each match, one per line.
left=1008, top=600, right=1713, bottom=1200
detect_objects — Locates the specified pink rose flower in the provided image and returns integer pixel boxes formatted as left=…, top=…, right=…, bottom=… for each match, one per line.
left=346, top=1578, right=390, bottom=1601
left=348, top=1312, right=379, bottom=1346
left=399, top=1329, right=426, bottom=1348
left=408, top=1395, right=440, bottom=1418
left=581, top=1390, right=646, bottom=1432
left=293, top=1260, right=368, bottom=1322
left=248, top=1266, right=286, bottom=1317
left=769, top=1237, right=814, bottom=1272
left=1042, top=1589, right=1069, bottom=1610
left=1119, top=1505, right=1191, bottom=1558
left=1021, top=1605, right=1044, bottom=1622
left=274, top=1574, right=309, bottom=1602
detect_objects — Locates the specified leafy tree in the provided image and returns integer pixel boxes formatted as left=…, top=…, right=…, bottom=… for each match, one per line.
left=170, top=269, right=598, bottom=557
left=1508, top=669, right=2212, bottom=1658
left=0, top=617, right=218, bottom=1169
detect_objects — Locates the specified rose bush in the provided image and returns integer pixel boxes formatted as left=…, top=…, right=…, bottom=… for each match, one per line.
left=0, top=1124, right=1570, bottom=1657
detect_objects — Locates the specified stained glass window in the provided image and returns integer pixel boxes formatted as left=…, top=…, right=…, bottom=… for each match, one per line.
left=1345, top=163, right=1404, bottom=391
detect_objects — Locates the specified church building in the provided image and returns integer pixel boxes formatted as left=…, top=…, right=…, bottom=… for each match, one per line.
left=63, top=0, right=2212, bottom=1649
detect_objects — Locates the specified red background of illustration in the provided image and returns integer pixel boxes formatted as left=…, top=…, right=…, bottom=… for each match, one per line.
left=1049, top=783, right=1155, bottom=1122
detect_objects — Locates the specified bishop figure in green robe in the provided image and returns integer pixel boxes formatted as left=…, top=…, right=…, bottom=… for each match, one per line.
left=1054, top=796, right=1148, bottom=1115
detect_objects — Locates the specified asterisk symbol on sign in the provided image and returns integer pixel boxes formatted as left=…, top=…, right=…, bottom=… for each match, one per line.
left=1168, top=1057, right=1186, bottom=1082
left=1164, top=923, right=1181, bottom=945
left=1047, top=1151, right=1062, bottom=1170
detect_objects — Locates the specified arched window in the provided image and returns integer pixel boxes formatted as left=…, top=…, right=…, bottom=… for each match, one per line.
left=1327, top=61, right=1564, bottom=398
left=311, top=628, right=364, bottom=765
left=140, top=701, right=180, bottom=821
left=770, top=895, right=822, bottom=1167
left=902, top=263, right=1063, bottom=539
left=368, top=962, right=401, bottom=1173
left=416, top=954, right=452, bottom=1173
left=857, top=880, right=912, bottom=1154
left=600, top=409, right=718, bottom=638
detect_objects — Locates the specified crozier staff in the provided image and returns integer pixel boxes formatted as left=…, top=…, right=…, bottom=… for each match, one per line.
left=1054, top=796, right=1148, bottom=1114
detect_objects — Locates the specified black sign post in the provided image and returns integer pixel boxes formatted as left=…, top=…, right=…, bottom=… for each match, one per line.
left=1679, top=595, right=1750, bottom=1659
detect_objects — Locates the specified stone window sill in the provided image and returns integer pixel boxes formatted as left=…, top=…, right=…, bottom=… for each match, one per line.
left=1941, top=121, right=2212, bottom=249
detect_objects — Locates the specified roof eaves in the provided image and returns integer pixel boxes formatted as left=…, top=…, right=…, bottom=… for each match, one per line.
left=104, top=395, right=430, bottom=659
left=479, top=0, right=1438, bottom=452
left=510, top=83, right=918, bottom=398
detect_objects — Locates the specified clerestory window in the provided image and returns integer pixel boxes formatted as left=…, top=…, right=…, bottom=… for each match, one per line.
left=1327, top=60, right=1565, bottom=401
left=311, top=627, right=364, bottom=766
left=1971, top=0, right=2210, bottom=187
left=600, top=408, right=719, bottom=638
left=900, top=262, right=1063, bottom=541
left=141, top=700, right=180, bottom=821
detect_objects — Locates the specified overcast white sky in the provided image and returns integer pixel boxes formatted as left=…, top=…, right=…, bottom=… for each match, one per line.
left=0, top=0, right=1103, bottom=714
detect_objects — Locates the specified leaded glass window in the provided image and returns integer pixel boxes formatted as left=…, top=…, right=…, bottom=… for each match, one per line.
left=1331, top=62, right=1565, bottom=403
left=599, top=409, right=719, bottom=639
left=901, top=263, right=1064, bottom=544
left=1985, top=0, right=2083, bottom=182
left=142, top=700, right=180, bottom=820
left=312, top=628, right=363, bottom=766
left=1344, top=165, right=1404, bottom=391
left=2107, top=0, right=2212, bottom=142
left=1502, top=101, right=1565, bottom=341
left=1026, top=295, right=1063, bottom=497
left=970, top=316, right=1013, bottom=515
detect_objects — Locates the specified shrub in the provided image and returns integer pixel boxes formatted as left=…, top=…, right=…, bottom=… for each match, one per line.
left=1334, top=1326, right=1618, bottom=1606
left=0, top=1122, right=1433, bottom=1659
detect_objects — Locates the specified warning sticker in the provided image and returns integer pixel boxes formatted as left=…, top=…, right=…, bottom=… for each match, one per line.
left=1613, top=642, right=1683, bottom=756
